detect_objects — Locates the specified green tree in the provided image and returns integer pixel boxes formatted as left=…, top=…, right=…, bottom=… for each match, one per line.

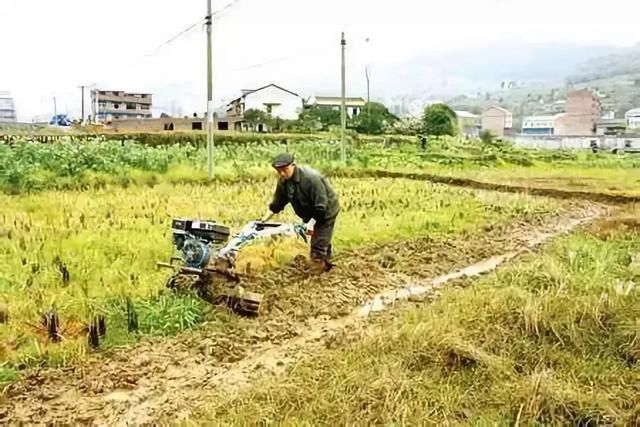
left=422, top=104, right=457, bottom=137
left=243, top=109, right=272, bottom=131
left=350, top=102, right=398, bottom=135
left=297, top=106, right=341, bottom=131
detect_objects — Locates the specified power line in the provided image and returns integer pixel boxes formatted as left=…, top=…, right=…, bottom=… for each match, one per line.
left=144, top=19, right=204, bottom=57
left=144, top=0, right=242, bottom=58
left=211, top=0, right=241, bottom=19
left=230, top=44, right=336, bottom=72
left=231, top=55, right=304, bottom=72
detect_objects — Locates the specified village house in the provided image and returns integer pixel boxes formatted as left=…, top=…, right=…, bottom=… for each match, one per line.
left=554, top=89, right=601, bottom=136
left=92, top=89, right=152, bottom=122
left=625, top=108, right=640, bottom=130
left=521, top=115, right=557, bottom=135
left=305, top=96, right=366, bottom=118
left=481, top=106, right=512, bottom=137
left=226, top=84, right=303, bottom=131
left=454, top=110, right=480, bottom=138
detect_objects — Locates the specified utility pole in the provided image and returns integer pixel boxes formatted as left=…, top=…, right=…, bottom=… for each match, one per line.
left=340, top=31, right=346, bottom=164
left=77, top=83, right=95, bottom=124
left=53, top=97, right=57, bottom=122
left=79, top=85, right=86, bottom=123
left=206, top=0, right=214, bottom=179
left=365, top=66, right=370, bottom=114
left=365, top=37, right=371, bottom=117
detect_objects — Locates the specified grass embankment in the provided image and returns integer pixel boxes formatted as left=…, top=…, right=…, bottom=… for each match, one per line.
left=3, top=136, right=640, bottom=195
left=0, top=179, right=557, bottom=378
left=201, top=213, right=640, bottom=425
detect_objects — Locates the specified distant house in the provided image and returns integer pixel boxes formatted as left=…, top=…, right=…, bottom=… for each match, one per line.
left=227, top=84, right=303, bottom=131
left=481, top=106, right=512, bottom=137
left=554, top=89, right=601, bottom=136
left=454, top=110, right=480, bottom=138
left=625, top=108, right=640, bottom=130
left=305, top=96, right=366, bottom=118
left=521, top=115, right=556, bottom=135
left=92, top=89, right=152, bottom=122
left=0, top=91, right=17, bottom=123
left=596, top=118, right=627, bottom=136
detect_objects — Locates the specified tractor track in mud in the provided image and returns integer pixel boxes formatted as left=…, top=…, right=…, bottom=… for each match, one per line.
left=0, top=201, right=610, bottom=425
left=355, top=170, right=640, bottom=205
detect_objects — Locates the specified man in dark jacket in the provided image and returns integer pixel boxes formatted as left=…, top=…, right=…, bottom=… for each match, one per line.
left=263, top=152, right=340, bottom=272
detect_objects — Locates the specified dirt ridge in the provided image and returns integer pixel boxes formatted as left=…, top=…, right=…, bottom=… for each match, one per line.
left=358, top=170, right=640, bottom=205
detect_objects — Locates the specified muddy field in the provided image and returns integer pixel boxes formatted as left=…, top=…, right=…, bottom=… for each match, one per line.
left=0, top=198, right=610, bottom=425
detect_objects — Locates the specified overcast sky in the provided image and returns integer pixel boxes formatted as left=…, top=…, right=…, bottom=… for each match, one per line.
left=1, top=0, right=639, bottom=121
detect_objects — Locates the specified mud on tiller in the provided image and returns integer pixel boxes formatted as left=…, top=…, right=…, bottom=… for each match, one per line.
left=157, top=218, right=308, bottom=316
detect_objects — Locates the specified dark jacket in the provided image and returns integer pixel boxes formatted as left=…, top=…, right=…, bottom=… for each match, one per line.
left=268, top=166, right=340, bottom=223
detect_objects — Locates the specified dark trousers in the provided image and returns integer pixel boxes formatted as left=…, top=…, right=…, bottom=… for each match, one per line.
left=310, top=216, right=337, bottom=262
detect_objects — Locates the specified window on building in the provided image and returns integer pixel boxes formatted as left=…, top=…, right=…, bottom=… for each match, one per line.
left=141, top=105, right=150, bottom=110
left=192, top=121, right=203, bottom=130
left=266, top=105, right=273, bottom=114
left=113, top=104, right=120, bottom=109
left=126, top=103, right=137, bottom=110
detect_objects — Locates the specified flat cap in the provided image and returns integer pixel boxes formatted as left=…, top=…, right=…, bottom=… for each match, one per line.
left=271, top=152, right=294, bottom=168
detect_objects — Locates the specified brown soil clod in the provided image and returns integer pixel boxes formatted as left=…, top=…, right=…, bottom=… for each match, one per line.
left=587, top=217, right=640, bottom=240
left=0, top=304, right=8, bottom=324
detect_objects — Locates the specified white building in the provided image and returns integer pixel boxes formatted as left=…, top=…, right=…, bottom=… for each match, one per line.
left=227, top=84, right=303, bottom=131
left=521, top=115, right=556, bottom=135
left=454, top=110, right=481, bottom=138
left=625, top=108, right=640, bottom=130
left=305, top=96, right=366, bottom=118
left=0, top=91, right=17, bottom=123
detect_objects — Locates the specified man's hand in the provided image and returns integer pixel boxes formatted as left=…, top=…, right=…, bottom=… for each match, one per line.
left=304, top=218, right=316, bottom=235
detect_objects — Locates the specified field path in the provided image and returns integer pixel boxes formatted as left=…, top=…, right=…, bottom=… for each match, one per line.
left=0, top=203, right=608, bottom=425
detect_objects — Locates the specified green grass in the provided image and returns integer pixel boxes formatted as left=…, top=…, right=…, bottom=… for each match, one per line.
left=0, top=365, right=19, bottom=390
left=199, top=216, right=640, bottom=425
left=431, top=162, right=640, bottom=196
left=0, top=178, right=558, bottom=369
left=3, top=136, right=640, bottom=194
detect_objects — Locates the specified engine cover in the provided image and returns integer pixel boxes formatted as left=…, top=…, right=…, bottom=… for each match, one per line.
left=172, top=218, right=230, bottom=250
left=181, top=237, right=211, bottom=268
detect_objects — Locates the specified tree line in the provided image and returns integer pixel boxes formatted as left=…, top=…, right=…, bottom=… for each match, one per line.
left=243, top=102, right=465, bottom=138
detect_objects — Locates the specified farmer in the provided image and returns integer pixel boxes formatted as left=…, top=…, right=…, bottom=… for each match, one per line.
left=262, top=152, right=340, bottom=273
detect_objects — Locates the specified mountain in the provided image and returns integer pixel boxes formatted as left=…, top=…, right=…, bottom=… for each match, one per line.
left=375, top=42, right=640, bottom=117
left=566, top=43, right=640, bottom=84
left=375, top=42, right=623, bottom=98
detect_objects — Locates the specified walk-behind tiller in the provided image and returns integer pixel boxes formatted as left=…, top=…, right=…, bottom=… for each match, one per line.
left=157, top=218, right=308, bottom=316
